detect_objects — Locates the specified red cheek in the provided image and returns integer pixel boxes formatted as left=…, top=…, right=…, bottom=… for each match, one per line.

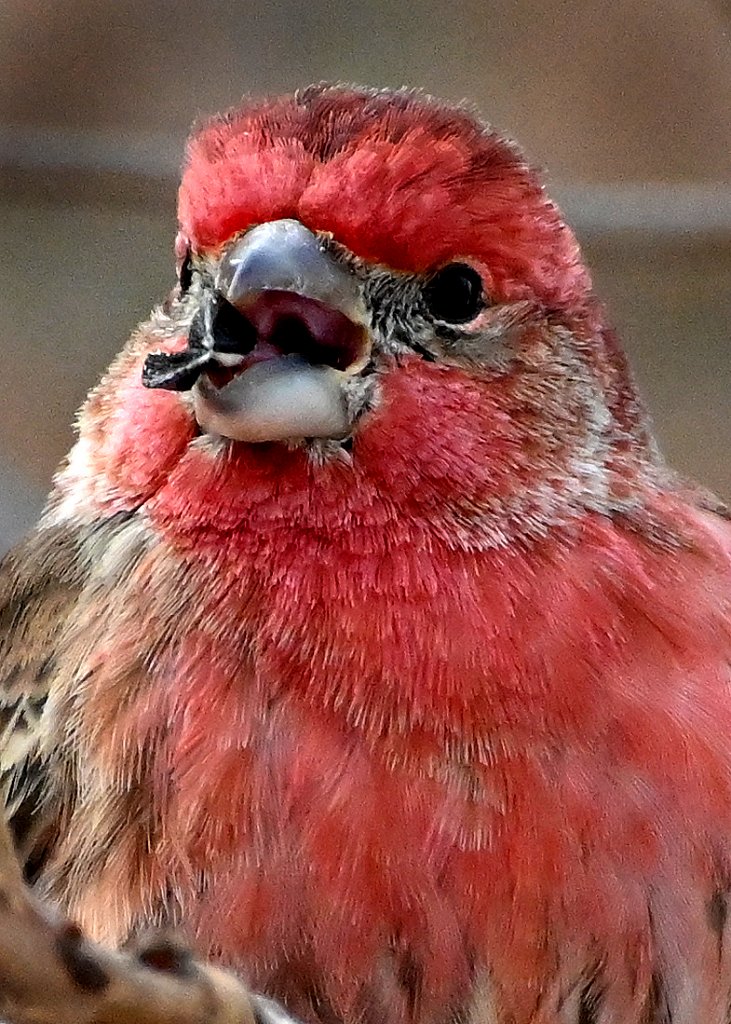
left=359, top=360, right=523, bottom=502
left=98, top=349, right=197, bottom=510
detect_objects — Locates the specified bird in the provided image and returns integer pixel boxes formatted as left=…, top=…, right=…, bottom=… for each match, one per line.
left=0, top=83, right=729, bottom=1024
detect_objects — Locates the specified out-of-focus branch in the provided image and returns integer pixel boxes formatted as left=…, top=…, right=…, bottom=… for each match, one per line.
left=0, top=810, right=263, bottom=1024
left=4, top=125, right=731, bottom=236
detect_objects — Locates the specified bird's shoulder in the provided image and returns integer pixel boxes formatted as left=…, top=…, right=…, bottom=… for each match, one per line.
left=0, top=518, right=89, bottom=875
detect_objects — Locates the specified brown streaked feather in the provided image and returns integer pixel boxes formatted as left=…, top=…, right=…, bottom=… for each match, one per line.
left=0, top=521, right=87, bottom=876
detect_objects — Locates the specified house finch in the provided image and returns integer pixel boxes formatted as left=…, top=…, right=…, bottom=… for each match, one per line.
left=0, top=84, right=730, bottom=1024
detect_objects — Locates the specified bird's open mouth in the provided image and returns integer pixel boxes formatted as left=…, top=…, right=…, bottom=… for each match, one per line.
left=142, top=219, right=370, bottom=443
left=193, top=288, right=369, bottom=443
left=205, top=290, right=367, bottom=384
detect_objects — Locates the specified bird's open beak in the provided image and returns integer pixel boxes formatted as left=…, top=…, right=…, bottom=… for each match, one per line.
left=143, top=219, right=370, bottom=443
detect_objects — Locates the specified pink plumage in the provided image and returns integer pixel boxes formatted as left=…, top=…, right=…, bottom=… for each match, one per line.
left=1, top=85, right=729, bottom=1024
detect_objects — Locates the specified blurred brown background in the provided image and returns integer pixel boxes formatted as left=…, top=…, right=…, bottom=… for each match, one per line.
left=0, top=0, right=729, bottom=548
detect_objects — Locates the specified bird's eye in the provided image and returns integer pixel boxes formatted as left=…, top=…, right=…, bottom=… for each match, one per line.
left=179, top=247, right=194, bottom=293
left=423, top=263, right=485, bottom=323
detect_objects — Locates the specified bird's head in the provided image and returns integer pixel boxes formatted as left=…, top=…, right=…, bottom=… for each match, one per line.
left=58, top=85, right=659, bottom=544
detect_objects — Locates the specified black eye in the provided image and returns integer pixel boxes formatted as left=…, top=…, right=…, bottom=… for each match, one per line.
left=423, top=263, right=485, bottom=323
left=179, top=247, right=194, bottom=293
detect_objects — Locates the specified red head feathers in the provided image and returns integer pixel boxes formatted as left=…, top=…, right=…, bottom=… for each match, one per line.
left=179, top=84, right=591, bottom=309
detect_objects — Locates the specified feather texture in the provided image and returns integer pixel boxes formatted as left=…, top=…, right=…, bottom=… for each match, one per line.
left=0, top=522, right=87, bottom=874
left=1, top=85, right=730, bottom=1024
